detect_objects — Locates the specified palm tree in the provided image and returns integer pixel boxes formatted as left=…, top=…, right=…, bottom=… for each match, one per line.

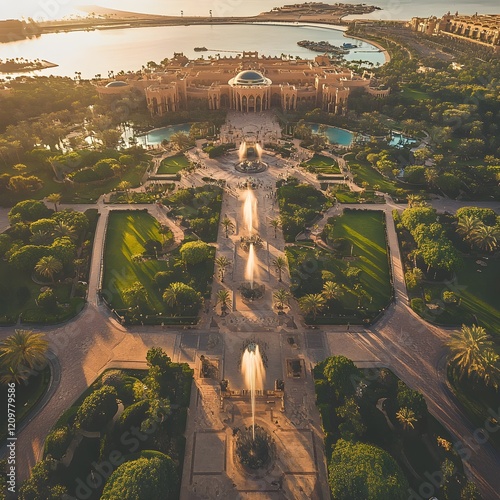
left=476, top=349, right=500, bottom=390
left=215, top=256, right=231, bottom=282
left=406, top=194, right=425, bottom=208
left=220, top=217, right=235, bottom=238
left=117, top=180, right=132, bottom=200
left=159, top=224, right=173, bottom=248
left=273, top=288, right=290, bottom=311
left=396, top=407, right=417, bottom=430
left=456, top=215, right=482, bottom=244
left=215, top=289, right=232, bottom=315
left=270, top=218, right=281, bottom=238
left=52, top=221, right=77, bottom=241
left=0, top=365, right=31, bottom=385
left=0, top=330, right=48, bottom=375
left=447, top=324, right=494, bottom=380
left=163, top=282, right=183, bottom=309
left=299, top=293, right=326, bottom=320
left=322, top=281, right=344, bottom=302
left=30, top=230, right=53, bottom=245
left=46, top=193, right=62, bottom=212
left=272, top=256, right=287, bottom=282
left=471, top=224, right=499, bottom=252
left=35, top=256, right=63, bottom=284
left=424, top=168, right=439, bottom=188
left=123, top=282, right=148, bottom=310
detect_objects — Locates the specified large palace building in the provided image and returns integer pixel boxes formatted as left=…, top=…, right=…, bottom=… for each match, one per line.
left=96, top=51, right=389, bottom=115
left=410, top=13, right=500, bottom=54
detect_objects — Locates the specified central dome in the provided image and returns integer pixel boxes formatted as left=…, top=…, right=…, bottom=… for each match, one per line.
left=229, top=70, right=271, bottom=86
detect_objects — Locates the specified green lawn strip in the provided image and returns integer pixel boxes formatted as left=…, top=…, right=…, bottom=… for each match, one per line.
left=447, top=368, right=500, bottom=449
left=400, top=85, right=431, bottom=101
left=157, top=154, right=190, bottom=174
left=346, top=154, right=402, bottom=195
left=66, top=163, right=149, bottom=203
left=305, top=153, right=340, bottom=174
left=333, top=211, right=392, bottom=309
left=0, top=261, right=80, bottom=325
left=402, top=240, right=500, bottom=334
left=287, top=211, right=392, bottom=322
left=0, top=366, right=51, bottom=444
left=102, top=211, right=169, bottom=311
left=102, top=211, right=214, bottom=319
left=454, top=256, right=500, bottom=334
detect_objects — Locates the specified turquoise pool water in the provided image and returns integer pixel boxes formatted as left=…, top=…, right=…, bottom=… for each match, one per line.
left=123, top=123, right=191, bottom=146
left=309, top=123, right=354, bottom=146
left=389, top=132, right=417, bottom=148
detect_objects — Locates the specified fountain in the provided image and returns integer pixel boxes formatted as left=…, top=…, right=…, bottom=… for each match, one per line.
left=236, top=140, right=267, bottom=173
left=240, top=188, right=264, bottom=300
left=236, top=343, right=273, bottom=471
left=241, top=343, right=266, bottom=440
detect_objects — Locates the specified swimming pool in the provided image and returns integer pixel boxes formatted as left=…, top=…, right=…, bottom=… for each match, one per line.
left=309, top=123, right=354, bottom=146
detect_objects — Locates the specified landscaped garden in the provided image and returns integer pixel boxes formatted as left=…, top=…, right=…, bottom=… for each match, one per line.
left=0, top=330, right=51, bottom=445
left=327, top=185, right=385, bottom=204
left=395, top=205, right=500, bottom=333
left=277, top=178, right=327, bottom=242
left=315, top=356, right=480, bottom=499
left=18, top=347, right=192, bottom=500
left=0, top=203, right=98, bottom=325
left=302, top=153, right=341, bottom=174
left=163, top=185, right=223, bottom=242
left=345, top=152, right=404, bottom=197
left=102, top=210, right=215, bottom=324
left=0, top=147, right=151, bottom=206
left=157, top=154, right=191, bottom=175
left=287, top=209, right=392, bottom=324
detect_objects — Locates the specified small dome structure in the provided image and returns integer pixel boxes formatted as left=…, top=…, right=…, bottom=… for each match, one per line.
left=105, top=81, right=129, bottom=88
left=229, top=70, right=271, bottom=86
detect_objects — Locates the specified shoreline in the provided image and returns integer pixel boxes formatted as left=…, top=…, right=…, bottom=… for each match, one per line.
left=344, top=34, right=391, bottom=63
left=0, top=59, right=58, bottom=74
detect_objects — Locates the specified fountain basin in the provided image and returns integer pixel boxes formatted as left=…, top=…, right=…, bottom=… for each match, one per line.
left=235, top=160, right=268, bottom=173
left=235, top=425, right=274, bottom=471
left=240, top=282, right=265, bottom=301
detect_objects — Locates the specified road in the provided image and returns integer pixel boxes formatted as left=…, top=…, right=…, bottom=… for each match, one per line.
left=1, top=150, right=499, bottom=498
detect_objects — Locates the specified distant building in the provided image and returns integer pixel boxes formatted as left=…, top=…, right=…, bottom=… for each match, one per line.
left=96, top=51, right=389, bottom=116
left=410, top=13, right=500, bottom=54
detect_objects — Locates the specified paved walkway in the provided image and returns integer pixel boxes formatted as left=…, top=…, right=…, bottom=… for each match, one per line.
left=1, top=144, right=500, bottom=498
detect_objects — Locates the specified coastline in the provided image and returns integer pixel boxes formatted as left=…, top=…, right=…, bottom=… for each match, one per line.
left=344, top=34, right=391, bottom=63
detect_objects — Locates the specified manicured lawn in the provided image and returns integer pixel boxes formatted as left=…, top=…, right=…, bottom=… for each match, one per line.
left=43, top=364, right=192, bottom=498
left=332, top=187, right=385, bottom=204
left=315, top=363, right=467, bottom=495
left=67, top=163, right=149, bottom=203
left=158, top=154, right=190, bottom=174
left=331, top=210, right=392, bottom=310
left=102, top=211, right=214, bottom=319
left=0, top=260, right=82, bottom=325
left=287, top=210, right=392, bottom=323
left=448, top=367, right=500, bottom=449
left=304, top=153, right=340, bottom=174
left=454, top=256, right=500, bottom=334
left=400, top=85, right=431, bottom=101
left=102, top=211, right=170, bottom=311
left=346, top=154, right=402, bottom=195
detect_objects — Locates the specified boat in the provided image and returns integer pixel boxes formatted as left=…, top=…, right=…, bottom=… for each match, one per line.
left=342, top=43, right=358, bottom=49
left=194, top=47, right=208, bottom=52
